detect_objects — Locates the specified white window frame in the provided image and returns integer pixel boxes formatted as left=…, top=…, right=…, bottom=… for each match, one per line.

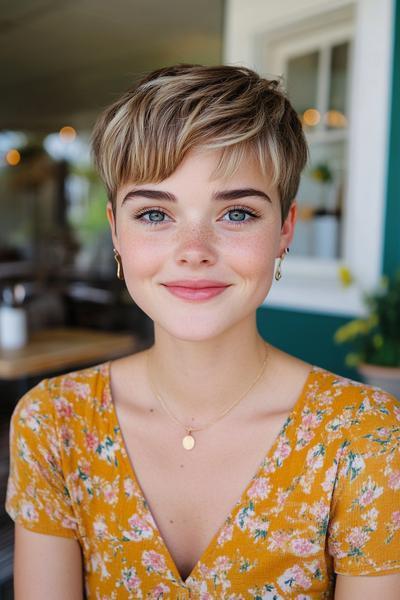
left=223, top=0, right=394, bottom=317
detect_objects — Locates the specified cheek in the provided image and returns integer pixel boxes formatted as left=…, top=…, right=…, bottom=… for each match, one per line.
left=227, top=232, right=277, bottom=279
left=120, top=236, right=165, bottom=279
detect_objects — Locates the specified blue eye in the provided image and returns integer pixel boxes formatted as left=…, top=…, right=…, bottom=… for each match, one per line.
left=223, top=208, right=257, bottom=224
left=133, top=206, right=260, bottom=226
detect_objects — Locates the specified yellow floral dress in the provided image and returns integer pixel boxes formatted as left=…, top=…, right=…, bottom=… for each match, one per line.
left=5, top=362, right=400, bottom=599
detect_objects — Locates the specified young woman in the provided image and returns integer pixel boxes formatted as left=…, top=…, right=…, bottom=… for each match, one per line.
left=6, top=64, right=400, bottom=599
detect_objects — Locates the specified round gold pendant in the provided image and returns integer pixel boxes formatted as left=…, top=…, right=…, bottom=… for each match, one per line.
left=182, top=434, right=195, bottom=450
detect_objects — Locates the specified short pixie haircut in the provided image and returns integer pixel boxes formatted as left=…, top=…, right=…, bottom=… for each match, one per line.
left=91, top=63, right=308, bottom=223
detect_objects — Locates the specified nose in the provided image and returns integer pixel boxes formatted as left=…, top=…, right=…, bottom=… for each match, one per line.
left=174, top=223, right=218, bottom=266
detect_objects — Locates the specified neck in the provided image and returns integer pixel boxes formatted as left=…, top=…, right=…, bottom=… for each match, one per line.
left=146, top=317, right=271, bottom=426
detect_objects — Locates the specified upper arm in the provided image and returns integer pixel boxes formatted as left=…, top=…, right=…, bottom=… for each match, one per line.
left=335, top=572, right=400, bottom=599
left=14, top=522, right=84, bottom=600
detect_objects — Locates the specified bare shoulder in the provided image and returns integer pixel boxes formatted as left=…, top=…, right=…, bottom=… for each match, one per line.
left=14, top=522, right=84, bottom=599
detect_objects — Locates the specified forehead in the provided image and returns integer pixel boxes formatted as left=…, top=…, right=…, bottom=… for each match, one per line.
left=117, top=147, right=276, bottom=199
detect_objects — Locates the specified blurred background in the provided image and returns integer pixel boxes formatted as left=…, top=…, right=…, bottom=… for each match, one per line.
left=0, top=0, right=399, bottom=595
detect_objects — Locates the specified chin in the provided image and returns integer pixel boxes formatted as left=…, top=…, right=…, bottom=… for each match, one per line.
left=154, top=315, right=240, bottom=343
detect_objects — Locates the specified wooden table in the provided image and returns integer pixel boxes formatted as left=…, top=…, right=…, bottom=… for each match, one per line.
left=0, top=327, right=139, bottom=380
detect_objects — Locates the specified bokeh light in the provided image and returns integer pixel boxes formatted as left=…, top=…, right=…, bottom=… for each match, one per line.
left=59, top=126, right=77, bottom=142
left=5, top=149, right=21, bottom=166
left=303, top=108, right=321, bottom=127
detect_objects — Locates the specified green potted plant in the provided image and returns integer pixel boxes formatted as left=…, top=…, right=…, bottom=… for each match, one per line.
left=334, top=269, right=400, bottom=398
left=308, top=162, right=340, bottom=259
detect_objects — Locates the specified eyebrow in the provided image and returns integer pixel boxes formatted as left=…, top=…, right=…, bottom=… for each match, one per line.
left=121, top=187, right=272, bottom=205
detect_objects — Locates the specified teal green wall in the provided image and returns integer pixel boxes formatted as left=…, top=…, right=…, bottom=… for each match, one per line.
left=257, top=1, right=399, bottom=380
left=383, top=0, right=400, bottom=277
left=256, top=306, right=358, bottom=379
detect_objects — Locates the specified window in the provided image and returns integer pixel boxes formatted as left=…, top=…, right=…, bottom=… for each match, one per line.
left=275, top=32, right=352, bottom=261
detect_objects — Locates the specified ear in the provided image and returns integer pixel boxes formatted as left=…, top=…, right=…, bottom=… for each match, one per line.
left=106, top=201, right=119, bottom=252
left=278, top=201, right=297, bottom=256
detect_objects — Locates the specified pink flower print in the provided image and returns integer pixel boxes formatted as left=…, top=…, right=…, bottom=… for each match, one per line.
left=98, top=435, right=120, bottom=462
left=123, top=477, right=135, bottom=498
left=217, top=522, right=233, bottom=545
left=347, top=526, right=370, bottom=549
left=77, top=459, right=91, bottom=479
left=328, top=537, right=346, bottom=559
left=296, top=426, right=315, bottom=447
left=235, top=504, right=255, bottom=531
left=93, top=516, right=108, bottom=540
left=90, top=551, right=111, bottom=579
left=391, top=511, right=400, bottom=529
left=85, top=431, right=99, bottom=451
left=321, top=465, right=337, bottom=492
left=54, top=397, right=73, bottom=418
left=198, top=563, right=212, bottom=579
left=103, top=482, right=118, bottom=505
left=247, top=477, right=271, bottom=500
left=142, top=550, right=167, bottom=574
left=310, top=500, right=329, bottom=521
left=296, top=596, right=311, bottom=600
left=275, top=488, right=290, bottom=506
left=388, top=470, right=400, bottom=490
left=358, top=478, right=384, bottom=506
left=372, top=391, right=390, bottom=404
left=63, top=379, right=91, bottom=398
left=306, top=444, right=324, bottom=471
left=120, top=566, right=141, bottom=593
left=394, top=405, right=400, bottom=421
left=262, top=457, right=276, bottom=474
left=301, top=412, right=320, bottom=428
left=60, top=425, right=73, bottom=450
left=267, top=530, right=291, bottom=551
left=361, top=508, right=379, bottom=530
left=291, top=538, right=320, bottom=556
left=304, top=560, right=322, bottom=575
left=20, top=501, right=39, bottom=523
left=214, top=555, right=232, bottom=573
left=247, top=517, right=269, bottom=540
left=123, top=513, right=154, bottom=541
left=148, top=583, right=170, bottom=599
left=69, top=480, right=84, bottom=504
left=20, top=400, right=41, bottom=431
left=277, top=565, right=312, bottom=592
left=273, top=436, right=291, bottom=466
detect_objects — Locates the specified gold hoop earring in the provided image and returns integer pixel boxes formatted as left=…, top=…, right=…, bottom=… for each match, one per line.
left=113, top=248, right=124, bottom=280
left=275, top=247, right=289, bottom=281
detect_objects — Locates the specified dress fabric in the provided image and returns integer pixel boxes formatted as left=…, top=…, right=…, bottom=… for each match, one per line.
left=5, top=362, right=400, bottom=599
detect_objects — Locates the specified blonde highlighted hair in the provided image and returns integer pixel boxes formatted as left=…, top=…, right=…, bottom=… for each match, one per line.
left=91, top=63, right=308, bottom=223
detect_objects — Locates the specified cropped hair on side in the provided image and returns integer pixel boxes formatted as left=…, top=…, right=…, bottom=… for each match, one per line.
left=91, top=63, right=309, bottom=223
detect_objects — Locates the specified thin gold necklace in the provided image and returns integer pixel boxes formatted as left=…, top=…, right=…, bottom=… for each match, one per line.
left=146, top=344, right=269, bottom=450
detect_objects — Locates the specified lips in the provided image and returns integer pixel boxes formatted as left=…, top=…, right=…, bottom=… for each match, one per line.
left=162, top=280, right=230, bottom=289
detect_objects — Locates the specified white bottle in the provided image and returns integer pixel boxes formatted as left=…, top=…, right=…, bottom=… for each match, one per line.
left=0, top=305, right=28, bottom=350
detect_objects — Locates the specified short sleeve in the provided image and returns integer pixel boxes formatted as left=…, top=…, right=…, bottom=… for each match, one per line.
left=5, top=379, right=79, bottom=538
left=328, top=392, right=400, bottom=575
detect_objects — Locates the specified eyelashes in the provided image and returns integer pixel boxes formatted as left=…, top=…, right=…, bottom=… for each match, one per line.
left=132, top=205, right=262, bottom=227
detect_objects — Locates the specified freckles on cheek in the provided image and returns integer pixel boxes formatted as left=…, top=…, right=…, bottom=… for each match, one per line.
left=232, top=235, right=274, bottom=274
left=120, top=237, right=164, bottom=279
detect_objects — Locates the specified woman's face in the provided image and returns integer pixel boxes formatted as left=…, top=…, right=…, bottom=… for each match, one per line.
left=107, top=148, right=297, bottom=341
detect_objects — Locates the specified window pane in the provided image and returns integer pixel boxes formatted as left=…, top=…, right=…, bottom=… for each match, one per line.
left=326, top=41, right=349, bottom=129
left=291, top=138, right=347, bottom=259
left=286, top=51, right=319, bottom=121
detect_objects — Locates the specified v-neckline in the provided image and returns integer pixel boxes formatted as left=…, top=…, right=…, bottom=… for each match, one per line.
left=105, top=360, right=318, bottom=587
